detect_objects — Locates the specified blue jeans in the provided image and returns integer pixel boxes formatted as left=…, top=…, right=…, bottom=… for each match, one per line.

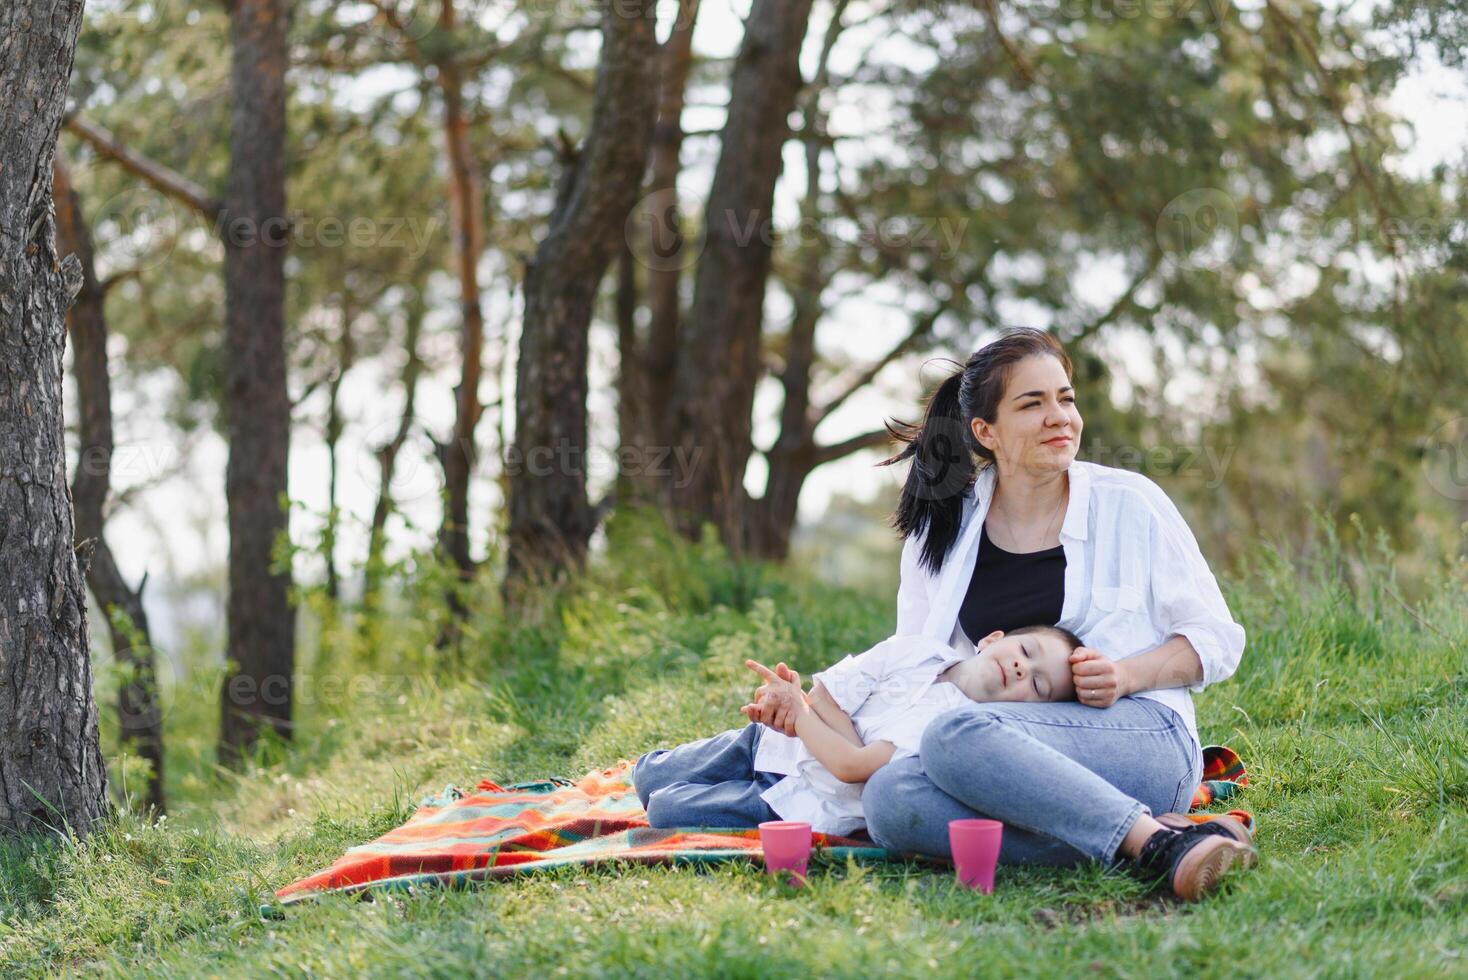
left=863, top=696, right=1200, bottom=868
left=633, top=724, right=783, bottom=828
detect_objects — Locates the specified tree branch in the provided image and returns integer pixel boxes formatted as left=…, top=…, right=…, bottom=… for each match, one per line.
left=815, top=297, right=952, bottom=426
left=1062, top=251, right=1159, bottom=347
left=65, top=114, right=223, bottom=223
left=813, top=257, right=992, bottom=428
left=813, top=427, right=893, bottom=466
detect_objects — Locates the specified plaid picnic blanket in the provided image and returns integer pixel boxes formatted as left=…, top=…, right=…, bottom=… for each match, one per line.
left=273, top=745, right=1251, bottom=906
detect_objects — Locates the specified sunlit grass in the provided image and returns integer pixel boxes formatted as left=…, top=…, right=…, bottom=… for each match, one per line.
left=2, top=507, right=1465, bottom=977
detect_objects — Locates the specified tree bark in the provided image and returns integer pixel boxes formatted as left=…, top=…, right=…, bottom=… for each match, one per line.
left=746, top=272, right=822, bottom=561
left=642, top=0, right=701, bottom=455
left=218, top=0, right=294, bottom=763
left=742, top=0, right=850, bottom=562
left=366, top=294, right=426, bottom=613
left=54, top=150, right=166, bottom=815
left=614, top=242, right=646, bottom=504
left=0, top=0, right=110, bottom=837
left=745, top=136, right=824, bottom=560
left=323, top=304, right=357, bottom=603
left=435, top=0, right=488, bottom=594
left=669, top=0, right=816, bottom=552
left=505, top=0, right=661, bottom=592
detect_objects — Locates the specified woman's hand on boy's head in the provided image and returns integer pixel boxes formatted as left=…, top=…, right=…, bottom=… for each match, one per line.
left=1069, top=646, right=1126, bottom=709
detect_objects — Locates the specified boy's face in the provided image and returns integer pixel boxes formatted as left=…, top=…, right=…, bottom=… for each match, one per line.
left=955, top=630, right=1077, bottom=703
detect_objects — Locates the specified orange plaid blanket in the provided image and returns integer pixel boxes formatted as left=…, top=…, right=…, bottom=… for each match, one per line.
left=273, top=745, right=1251, bottom=907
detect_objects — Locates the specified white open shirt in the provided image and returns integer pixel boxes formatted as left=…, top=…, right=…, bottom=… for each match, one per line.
left=752, top=458, right=1246, bottom=824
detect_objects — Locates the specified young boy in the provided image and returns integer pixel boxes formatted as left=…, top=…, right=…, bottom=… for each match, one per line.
left=633, top=625, right=1084, bottom=836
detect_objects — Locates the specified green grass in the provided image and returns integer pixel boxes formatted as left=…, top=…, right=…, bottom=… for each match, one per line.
left=1, top=508, right=1466, bottom=977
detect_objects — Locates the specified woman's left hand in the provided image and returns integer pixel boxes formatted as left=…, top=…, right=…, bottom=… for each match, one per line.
left=1069, top=647, right=1131, bottom=708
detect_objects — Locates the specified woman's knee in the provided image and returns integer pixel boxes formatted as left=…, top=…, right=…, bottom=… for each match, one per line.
left=919, top=705, right=1005, bottom=781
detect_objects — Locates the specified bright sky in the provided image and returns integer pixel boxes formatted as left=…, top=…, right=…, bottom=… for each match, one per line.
left=75, top=0, right=1468, bottom=654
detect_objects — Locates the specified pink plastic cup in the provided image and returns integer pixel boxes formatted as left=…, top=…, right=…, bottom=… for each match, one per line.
left=949, top=818, right=1003, bottom=893
left=759, top=820, right=812, bottom=887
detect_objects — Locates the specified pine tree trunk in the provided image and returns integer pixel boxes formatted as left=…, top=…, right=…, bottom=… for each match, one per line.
left=741, top=8, right=845, bottom=562
left=747, top=300, right=820, bottom=561
left=505, top=0, right=661, bottom=592
left=642, top=0, right=701, bottom=456
left=436, top=0, right=487, bottom=596
left=669, top=0, right=816, bottom=552
left=0, top=0, right=110, bottom=837
left=218, top=0, right=294, bottom=762
left=366, top=296, right=426, bottom=614
left=614, top=243, right=648, bottom=505
left=54, top=151, right=166, bottom=816
left=323, top=307, right=356, bottom=603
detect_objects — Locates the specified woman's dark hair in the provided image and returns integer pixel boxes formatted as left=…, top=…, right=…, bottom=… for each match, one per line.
left=879, top=327, right=1073, bottom=574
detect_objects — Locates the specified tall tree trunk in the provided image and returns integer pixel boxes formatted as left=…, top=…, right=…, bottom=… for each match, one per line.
left=54, top=151, right=166, bottom=815
left=745, top=0, right=848, bottom=561
left=323, top=305, right=356, bottom=603
left=0, top=0, right=110, bottom=837
left=218, top=0, right=294, bottom=762
left=365, top=294, right=426, bottom=614
left=504, top=0, right=661, bottom=593
left=642, top=0, right=701, bottom=455
left=744, top=159, right=824, bottom=561
left=435, top=0, right=487, bottom=598
left=668, top=0, right=816, bottom=552
left=747, top=280, right=821, bottom=560
left=614, top=242, right=646, bottom=504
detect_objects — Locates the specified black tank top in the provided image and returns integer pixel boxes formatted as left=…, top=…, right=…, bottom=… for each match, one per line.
left=958, top=520, right=1067, bottom=645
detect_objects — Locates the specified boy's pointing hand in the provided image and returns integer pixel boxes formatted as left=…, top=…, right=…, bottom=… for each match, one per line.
left=744, top=659, right=804, bottom=736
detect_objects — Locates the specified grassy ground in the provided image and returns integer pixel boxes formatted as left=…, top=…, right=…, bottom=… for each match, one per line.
left=1, top=511, right=1465, bottom=977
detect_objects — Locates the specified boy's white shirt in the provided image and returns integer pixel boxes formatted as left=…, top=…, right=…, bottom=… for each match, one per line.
left=753, top=633, right=974, bottom=836
left=752, top=458, right=1247, bottom=831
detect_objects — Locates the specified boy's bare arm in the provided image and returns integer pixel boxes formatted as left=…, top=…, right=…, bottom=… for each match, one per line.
left=792, top=704, right=895, bottom=783
left=807, top=682, right=862, bottom=747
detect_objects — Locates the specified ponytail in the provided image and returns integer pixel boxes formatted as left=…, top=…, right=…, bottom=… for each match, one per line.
left=879, top=366, right=979, bottom=575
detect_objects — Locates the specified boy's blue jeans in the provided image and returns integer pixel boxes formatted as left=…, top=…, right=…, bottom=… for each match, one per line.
left=632, top=724, right=782, bottom=828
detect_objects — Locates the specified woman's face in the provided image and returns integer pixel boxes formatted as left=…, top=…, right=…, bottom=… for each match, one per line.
left=970, top=353, right=1082, bottom=475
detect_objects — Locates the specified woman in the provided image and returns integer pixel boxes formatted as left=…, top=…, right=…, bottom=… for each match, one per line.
left=750, top=328, right=1256, bottom=900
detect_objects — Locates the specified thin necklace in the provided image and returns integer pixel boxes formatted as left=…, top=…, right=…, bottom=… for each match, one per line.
left=988, top=480, right=1067, bottom=553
